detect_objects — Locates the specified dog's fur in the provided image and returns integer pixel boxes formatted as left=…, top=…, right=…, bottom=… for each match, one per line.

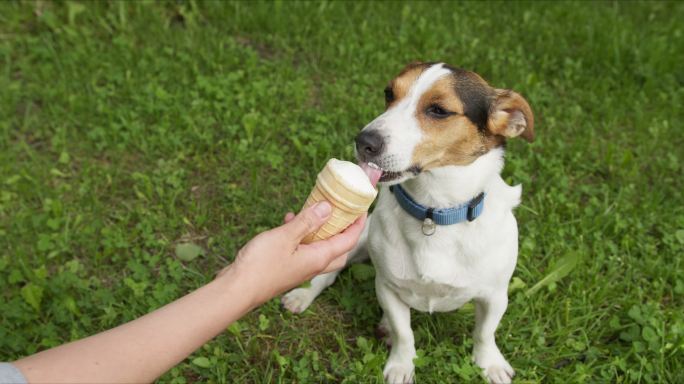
left=282, top=62, right=534, bottom=384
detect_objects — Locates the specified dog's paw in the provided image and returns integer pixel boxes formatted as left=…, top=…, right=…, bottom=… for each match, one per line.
left=281, top=288, right=315, bottom=314
left=474, top=346, right=514, bottom=384
left=483, top=364, right=515, bottom=384
left=383, top=361, right=415, bottom=384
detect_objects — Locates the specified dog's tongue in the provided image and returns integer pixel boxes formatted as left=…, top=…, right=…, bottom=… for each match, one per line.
left=359, top=162, right=383, bottom=187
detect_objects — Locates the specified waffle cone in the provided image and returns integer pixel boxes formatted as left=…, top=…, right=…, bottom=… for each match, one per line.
left=301, top=160, right=377, bottom=244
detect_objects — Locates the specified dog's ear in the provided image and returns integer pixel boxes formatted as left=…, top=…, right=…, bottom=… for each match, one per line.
left=487, top=89, right=535, bottom=142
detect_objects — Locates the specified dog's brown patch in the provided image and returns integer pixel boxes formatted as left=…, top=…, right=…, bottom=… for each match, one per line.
left=386, top=62, right=430, bottom=108
left=384, top=63, right=534, bottom=171
left=410, top=73, right=504, bottom=169
left=419, top=76, right=465, bottom=114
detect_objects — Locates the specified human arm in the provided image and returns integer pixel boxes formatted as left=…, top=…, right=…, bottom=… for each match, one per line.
left=14, top=201, right=365, bottom=383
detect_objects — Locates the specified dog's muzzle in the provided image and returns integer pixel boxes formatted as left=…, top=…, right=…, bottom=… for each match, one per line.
left=355, top=130, right=385, bottom=163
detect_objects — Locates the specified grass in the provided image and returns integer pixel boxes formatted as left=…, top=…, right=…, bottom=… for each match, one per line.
left=1, top=1, right=682, bottom=383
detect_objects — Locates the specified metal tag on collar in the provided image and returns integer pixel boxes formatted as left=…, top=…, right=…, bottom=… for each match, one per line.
left=422, top=208, right=436, bottom=236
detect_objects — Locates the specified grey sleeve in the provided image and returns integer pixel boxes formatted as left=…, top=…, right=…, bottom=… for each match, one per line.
left=0, top=363, right=27, bottom=384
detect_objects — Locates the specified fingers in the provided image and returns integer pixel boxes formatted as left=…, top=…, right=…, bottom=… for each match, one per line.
left=299, top=213, right=367, bottom=267
left=283, top=212, right=295, bottom=224
left=279, top=202, right=332, bottom=243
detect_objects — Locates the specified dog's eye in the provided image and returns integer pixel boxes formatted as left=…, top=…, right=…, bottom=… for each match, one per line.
left=426, top=104, right=452, bottom=119
left=384, top=87, right=395, bottom=104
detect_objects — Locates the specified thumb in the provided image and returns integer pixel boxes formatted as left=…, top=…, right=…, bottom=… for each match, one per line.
left=282, top=201, right=332, bottom=242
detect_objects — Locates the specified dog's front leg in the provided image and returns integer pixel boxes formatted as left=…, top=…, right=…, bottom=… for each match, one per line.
left=376, top=277, right=415, bottom=384
left=473, top=290, right=514, bottom=384
left=281, top=271, right=340, bottom=313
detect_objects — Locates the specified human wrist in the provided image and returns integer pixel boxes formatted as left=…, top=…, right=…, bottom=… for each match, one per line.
left=214, top=262, right=265, bottom=310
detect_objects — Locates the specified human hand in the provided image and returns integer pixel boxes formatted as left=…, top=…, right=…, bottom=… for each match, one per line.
left=218, top=201, right=366, bottom=306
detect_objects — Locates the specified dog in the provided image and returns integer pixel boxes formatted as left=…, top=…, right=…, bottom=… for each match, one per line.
left=282, top=62, right=534, bottom=384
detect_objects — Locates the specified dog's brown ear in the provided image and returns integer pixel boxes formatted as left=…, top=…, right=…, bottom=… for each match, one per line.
left=487, top=89, right=535, bottom=142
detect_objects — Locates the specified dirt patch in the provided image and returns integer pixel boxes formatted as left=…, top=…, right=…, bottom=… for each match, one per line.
left=234, top=35, right=277, bottom=61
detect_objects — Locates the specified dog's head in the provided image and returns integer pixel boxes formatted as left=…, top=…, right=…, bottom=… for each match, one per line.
left=355, top=62, right=534, bottom=184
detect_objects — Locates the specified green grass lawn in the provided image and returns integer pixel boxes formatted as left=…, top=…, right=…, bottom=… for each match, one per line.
left=1, top=1, right=683, bottom=382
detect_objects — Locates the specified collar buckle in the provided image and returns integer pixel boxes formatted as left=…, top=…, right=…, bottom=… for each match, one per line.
left=467, top=192, right=485, bottom=222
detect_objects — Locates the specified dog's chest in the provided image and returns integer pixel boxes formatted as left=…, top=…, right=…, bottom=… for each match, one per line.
left=373, top=239, right=482, bottom=312
left=369, top=205, right=488, bottom=312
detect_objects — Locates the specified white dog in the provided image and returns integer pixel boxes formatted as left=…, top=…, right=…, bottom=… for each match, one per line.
left=283, top=62, right=535, bottom=384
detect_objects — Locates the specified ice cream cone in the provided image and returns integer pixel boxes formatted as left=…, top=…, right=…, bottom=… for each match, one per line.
left=301, top=159, right=377, bottom=244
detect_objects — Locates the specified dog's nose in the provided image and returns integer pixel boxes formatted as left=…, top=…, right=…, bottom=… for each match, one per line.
left=355, top=130, right=385, bottom=158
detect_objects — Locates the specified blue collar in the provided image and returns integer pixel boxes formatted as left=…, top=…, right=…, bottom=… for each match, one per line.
left=389, top=184, right=485, bottom=232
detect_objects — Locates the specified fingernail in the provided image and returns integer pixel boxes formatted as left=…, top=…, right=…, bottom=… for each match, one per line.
left=314, top=202, right=332, bottom=219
